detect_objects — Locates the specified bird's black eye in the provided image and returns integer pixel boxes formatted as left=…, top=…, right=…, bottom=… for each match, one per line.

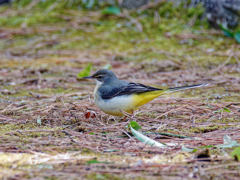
left=94, top=75, right=106, bottom=81
left=96, top=76, right=103, bottom=81
left=97, top=75, right=104, bottom=78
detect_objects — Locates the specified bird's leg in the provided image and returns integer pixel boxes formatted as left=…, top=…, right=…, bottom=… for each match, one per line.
left=129, top=110, right=134, bottom=121
left=121, top=110, right=134, bottom=123
left=121, top=116, right=127, bottom=123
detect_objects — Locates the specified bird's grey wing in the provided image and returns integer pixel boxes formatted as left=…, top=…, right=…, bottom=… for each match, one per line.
left=100, top=82, right=161, bottom=99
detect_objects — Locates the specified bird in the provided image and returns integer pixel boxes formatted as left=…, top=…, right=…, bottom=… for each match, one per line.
left=84, top=69, right=207, bottom=118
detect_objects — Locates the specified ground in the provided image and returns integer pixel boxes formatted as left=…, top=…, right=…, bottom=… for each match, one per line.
left=0, top=1, right=240, bottom=180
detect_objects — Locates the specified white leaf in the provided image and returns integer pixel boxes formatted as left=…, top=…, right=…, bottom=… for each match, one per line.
left=223, top=135, right=233, bottom=144
left=182, top=145, right=196, bottom=152
left=216, top=135, right=238, bottom=148
left=130, top=126, right=171, bottom=148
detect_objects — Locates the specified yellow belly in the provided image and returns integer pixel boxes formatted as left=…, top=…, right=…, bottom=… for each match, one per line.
left=132, top=90, right=165, bottom=110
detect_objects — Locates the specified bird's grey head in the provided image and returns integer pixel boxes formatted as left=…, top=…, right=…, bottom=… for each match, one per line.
left=83, top=69, right=117, bottom=84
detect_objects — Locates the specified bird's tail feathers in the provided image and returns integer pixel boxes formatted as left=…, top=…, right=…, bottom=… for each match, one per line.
left=165, top=83, right=209, bottom=93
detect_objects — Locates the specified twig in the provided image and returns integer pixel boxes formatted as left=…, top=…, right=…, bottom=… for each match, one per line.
left=121, top=10, right=143, bottom=33
left=121, top=130, right=136, bottom=142
left=129, top=0, right=167, bottom=13
left=62, top=131, right=79, bottom=144
left=154, top=105, right=188, bottom=120
left=234, top=55, right=240, bottom=66
left=154, top=11, right=161, bottom=24
left=187, top=15, right=197, bottom=28
left=45, top=0, right=61, bottom=14
left=1, top=103, right=13, bottom=113
left=61, top=98, right=69, bottom=110
left=203, top=162, right=240, bottom=171
left=210, top=53, right=233, bottom=73
left=24, top=0, right=41, bottom=11
left=175, top=33, right=211, bottom=40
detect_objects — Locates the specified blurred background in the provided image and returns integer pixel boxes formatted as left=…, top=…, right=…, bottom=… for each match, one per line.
left=1, top=0, right=240, bottom=106
left=0, top=0, right=240, bottom=96
left=1, top=0, right=240, bottom=75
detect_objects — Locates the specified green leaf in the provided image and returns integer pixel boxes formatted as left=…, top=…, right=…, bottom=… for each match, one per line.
left=214, top=108, right=231, bottom=113
left=199, top=145, right=214, bottom=148
left=101, top=7, right=121, bottom=15
left=234, top=31, right=240, bottom=43
left=219, top=24, right=234, bottom=38
left=37, top=118, right=41, bottom=125
left=129, top=121, right=141, bottom=131
left=102, top=63, right=112, bottom=69
left=182, top=145, right=197, bottom=152
left=231, top=146, right=240, bottom=157
left=89, top=132, right=94, bottom=135
left=130, top=125, right=167, bottom=148
left=103, top=149, right=118, bottom=152
left=86, top=159, right=110, bottom=165
left=214, top=109, right=223, bottom=113
left=223, top=108, right=231, bottom=113
left=77, top=62, right=92, bottom=78
left=86, top=159, right=99, bottom=164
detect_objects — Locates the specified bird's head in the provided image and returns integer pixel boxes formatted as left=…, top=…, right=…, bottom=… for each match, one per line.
left=84, top=69, right=117, bottom=85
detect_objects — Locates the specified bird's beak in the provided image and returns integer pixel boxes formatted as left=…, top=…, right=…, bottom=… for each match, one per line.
left=83, top=76, right=94, bottom=79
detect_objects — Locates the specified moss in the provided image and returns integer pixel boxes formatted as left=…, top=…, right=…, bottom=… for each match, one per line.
left=189, top=125, right=225, bottom=133
left=86, top=173, right=146, bottom=180
left=0, top=123, right=60, bottom=135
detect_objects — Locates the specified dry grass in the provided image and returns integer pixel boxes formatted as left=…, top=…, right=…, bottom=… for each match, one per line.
left=0, top=3, right=240, bottom=180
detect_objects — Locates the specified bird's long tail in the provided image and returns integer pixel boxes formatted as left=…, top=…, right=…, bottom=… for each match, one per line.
left=133, top=83, right=208, bottom=109
left=165, top=83, right=209, bottom=93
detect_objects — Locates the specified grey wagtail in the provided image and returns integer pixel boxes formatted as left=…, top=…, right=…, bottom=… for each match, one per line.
left=84, top=69, right=207, bottom=117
